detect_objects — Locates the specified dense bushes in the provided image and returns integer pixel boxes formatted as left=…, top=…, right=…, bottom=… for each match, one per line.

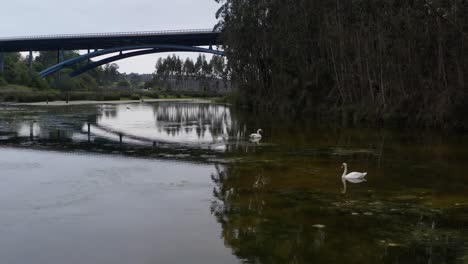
left=216, top=0, right=468, bottom=128
left=0, top=51, right=125, bottom=93
left=0, top=87, right=222, bottom=103
left=0, top=50, right=229, bottom=103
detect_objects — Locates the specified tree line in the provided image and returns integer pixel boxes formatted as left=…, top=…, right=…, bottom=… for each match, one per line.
left=215, top=0, right=468, bottom=128
left=144, top=54, right=230, bottom=93
left=153, top=54, right=229, bottom=80
left=0, top=51, right=122, bottom=91
left=0, top=51, right=230, bottom=94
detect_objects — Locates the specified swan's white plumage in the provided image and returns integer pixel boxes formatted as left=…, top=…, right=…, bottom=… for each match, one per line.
left=340, top=163, right=367, bottom=193
left=341, top=163, right=366, bottom=179
left=343, top=172, right=367, bottom=180
left=249, top=129, right=263, bottom=139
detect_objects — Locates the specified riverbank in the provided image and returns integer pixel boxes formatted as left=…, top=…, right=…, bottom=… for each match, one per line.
left=10, top=98, right=213, bottom=106
left=0, top=84, right=226, bottom=104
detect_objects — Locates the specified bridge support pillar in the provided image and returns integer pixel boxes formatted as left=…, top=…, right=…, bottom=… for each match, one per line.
left=29, top=50, right=33, bottom=72
left=0, top=52, right=4, bottom=74
left=56, top=49, right=63, bottom=80
left=55, top=50, right=65, bottom=63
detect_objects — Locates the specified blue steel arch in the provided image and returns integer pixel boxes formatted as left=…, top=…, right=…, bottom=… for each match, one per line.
left=70, top=49, right=171, bottom=77
left=39, top=45, right=225, bottom=78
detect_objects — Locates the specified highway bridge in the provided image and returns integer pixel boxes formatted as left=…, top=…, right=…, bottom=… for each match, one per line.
left=0, top=29, right=223, bottom=78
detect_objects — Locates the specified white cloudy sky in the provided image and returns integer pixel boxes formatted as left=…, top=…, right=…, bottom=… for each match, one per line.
left=0, top=0, right=220, bottom=74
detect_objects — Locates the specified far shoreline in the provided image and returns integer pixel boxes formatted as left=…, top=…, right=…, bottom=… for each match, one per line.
left=7, top=98, right=214, bottom=106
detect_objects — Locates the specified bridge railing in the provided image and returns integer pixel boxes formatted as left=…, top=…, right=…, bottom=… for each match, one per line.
left=0, top=28, right=219, bottom=41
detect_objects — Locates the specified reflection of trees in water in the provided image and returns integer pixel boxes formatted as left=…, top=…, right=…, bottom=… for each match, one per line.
left=151, top=103, right=233, bottom=140
left=210, top=164, right=466, bottom=263
left=99, top=108, right=117, bottom=119
left=210, top=164, right=314, bottom=263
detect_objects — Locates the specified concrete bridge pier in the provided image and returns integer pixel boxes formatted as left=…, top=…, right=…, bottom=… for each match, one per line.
left=57, top=49, right=63, bottom=80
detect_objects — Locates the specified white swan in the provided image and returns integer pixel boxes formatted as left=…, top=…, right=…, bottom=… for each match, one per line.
left=341, top=163, right=367, bottom=194
left=249, top=129, right=263, bottom=139
left=249, top=137, right=261, bottom=144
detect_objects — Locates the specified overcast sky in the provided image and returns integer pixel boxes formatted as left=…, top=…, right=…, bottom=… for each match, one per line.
left=0, top=0, right=220, bottom=74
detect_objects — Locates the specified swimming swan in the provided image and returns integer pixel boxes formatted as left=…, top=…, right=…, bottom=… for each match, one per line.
left=341, top=163, right=367, bottom=194
left=250, top=129, right=263, bottom=139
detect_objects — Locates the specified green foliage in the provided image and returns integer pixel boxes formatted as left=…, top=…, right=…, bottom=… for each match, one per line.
left=55, top=76, right=78, bottom=91
left=30, top=74, right=49, bottom=90
left=154, top=54, right=228, bottom=80
left=0, top=85, right=59, bottom=102
left=118, top=80, right=131, bottom=88
left=215, top=0, right=468, bottom=128
left=0, top=76, right=7, bottom=86
left=148, top=54, right=230, bottom=94
left=0, top=50, right=127, bottom=94
left=1, top=49, right=228, bottom=102
left=130, top=93, right=141, bottom=100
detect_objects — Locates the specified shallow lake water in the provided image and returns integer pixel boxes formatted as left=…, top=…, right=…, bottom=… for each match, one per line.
left=0, top=102, right=467, bottom=263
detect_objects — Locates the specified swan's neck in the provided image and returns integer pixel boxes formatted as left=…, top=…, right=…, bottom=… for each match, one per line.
left=342, top=166, right=347, bottom=178
left=257, top=129, right=261, bottom=135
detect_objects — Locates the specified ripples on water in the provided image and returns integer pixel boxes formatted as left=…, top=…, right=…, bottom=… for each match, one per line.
left=0, top=102, right=467, bottom=263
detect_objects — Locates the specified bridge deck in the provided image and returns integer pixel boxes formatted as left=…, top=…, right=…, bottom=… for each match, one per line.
left=0, top=29, right=221, bottom=52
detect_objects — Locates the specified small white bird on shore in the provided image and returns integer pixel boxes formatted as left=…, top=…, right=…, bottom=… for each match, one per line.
left=249, top=129, right=263, bottom=139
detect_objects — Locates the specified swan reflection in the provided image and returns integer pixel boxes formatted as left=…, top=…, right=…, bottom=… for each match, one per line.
left=341, top=177, right=367, bottom=194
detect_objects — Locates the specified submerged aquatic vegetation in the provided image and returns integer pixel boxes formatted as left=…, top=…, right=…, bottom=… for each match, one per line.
left=1, top=102, right=468, bottom=263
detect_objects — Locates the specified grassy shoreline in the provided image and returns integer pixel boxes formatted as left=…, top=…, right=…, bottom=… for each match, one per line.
left=10, top=98, right=213, bottom=106
left=0, top=84, right=227, bottom=104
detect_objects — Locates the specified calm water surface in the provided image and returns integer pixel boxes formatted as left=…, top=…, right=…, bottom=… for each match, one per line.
left=0, top=102, right=467, bottom=264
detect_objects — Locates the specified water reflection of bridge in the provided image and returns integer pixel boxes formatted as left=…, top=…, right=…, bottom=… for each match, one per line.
left=0, top=102, right=239, bottom=149
left=95, top=103, right=233, bottom=145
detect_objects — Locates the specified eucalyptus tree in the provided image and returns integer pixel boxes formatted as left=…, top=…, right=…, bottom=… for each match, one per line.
left=215, top=0, right=468, bottom=128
